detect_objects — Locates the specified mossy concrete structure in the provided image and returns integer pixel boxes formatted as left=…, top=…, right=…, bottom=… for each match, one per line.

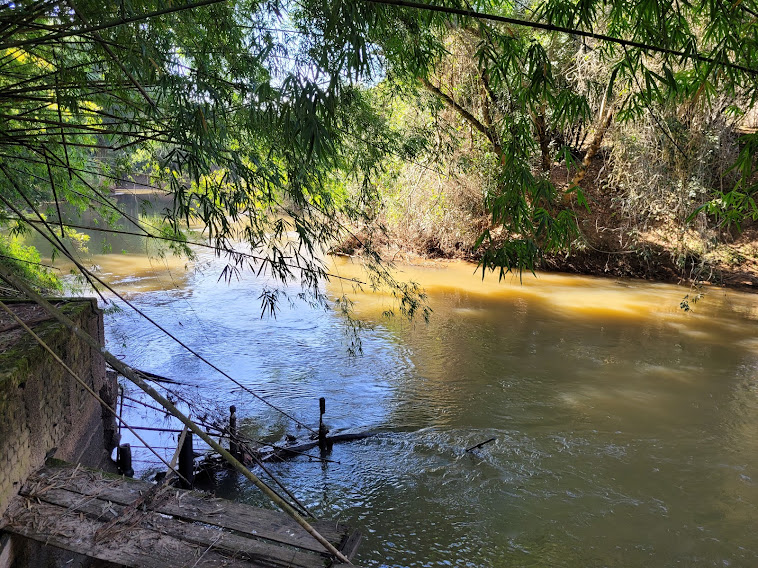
left=0, top=299, right=118, bottom=566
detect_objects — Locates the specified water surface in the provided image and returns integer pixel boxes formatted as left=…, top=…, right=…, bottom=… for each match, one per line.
left=99, top=252, right=758, bottom=567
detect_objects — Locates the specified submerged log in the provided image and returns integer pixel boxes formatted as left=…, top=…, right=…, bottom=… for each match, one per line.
left=260, top=431, right=377, bottom=462
left=196, top=430, right=377, bottom=478
left=465, top=437, right=496, bottom=452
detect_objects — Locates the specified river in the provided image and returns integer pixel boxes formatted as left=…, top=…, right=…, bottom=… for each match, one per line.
left=79, top=239, right=758, bottom=567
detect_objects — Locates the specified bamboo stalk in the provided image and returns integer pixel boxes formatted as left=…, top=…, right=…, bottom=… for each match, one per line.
left=236, top=437, right=316, bottom=519
left=0, top=264, right=352, bottom=565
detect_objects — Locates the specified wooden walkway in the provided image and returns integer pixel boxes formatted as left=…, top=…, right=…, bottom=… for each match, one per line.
left=0, top=461, right=360, bottom=567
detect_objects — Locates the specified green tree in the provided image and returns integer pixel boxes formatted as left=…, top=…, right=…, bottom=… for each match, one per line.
left=0, top=0, right=433, bottom=319
left=295, top=0, right=758, bottom=274
left=3, top=0, right=758, bottom=295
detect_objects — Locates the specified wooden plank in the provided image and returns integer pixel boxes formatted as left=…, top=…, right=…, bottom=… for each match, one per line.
left=1, top=499, right=264, bottom=568
left=13, top=486, right=328, bottom=568
left=337, top=530, right=363, bottom=562
left=27, top=463, right=347, bottom=554
left=39, top=461, right=346, bottom=544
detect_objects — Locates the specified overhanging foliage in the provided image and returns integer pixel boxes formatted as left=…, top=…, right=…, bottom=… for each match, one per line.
left=2, top=0, right=758, bottom=292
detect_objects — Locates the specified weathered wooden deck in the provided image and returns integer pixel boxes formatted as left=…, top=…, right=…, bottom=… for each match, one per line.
left=0, top=461, right=360, bottom=567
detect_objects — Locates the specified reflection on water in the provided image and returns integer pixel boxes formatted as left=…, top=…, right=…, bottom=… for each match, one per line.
left=95, top=251, right=758, bottom=567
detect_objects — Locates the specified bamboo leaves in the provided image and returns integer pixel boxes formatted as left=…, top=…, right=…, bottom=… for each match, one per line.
left=4, top=0, right=758, bottom=304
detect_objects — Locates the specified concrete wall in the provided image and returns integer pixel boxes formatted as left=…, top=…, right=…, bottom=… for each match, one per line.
left=0, top=299, right=118, bottom=518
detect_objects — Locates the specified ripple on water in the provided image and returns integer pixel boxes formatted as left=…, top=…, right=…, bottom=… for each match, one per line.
left=108, top=256, right=758, bottom=567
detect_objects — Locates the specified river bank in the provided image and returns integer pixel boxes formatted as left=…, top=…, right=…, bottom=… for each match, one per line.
left=335, top=236, right=758, bottom=294
left=336, top=156, right=758, bottom=292
left=342, top=175, right=758, bottom=291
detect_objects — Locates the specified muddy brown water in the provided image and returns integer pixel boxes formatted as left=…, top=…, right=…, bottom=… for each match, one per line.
left=60, top=240, right=758, bottom=568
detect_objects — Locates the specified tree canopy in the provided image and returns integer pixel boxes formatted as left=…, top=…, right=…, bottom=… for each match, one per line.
left=0, top=0, right=410, bottom=311
left=2, top=0, right=758, bottom=300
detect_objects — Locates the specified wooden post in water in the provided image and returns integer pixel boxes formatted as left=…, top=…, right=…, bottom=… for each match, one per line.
left=178, top=432, right=194, bottom=489
left=117, top=444, right=134, bottom=477
left=118, top=384, right=125, bottom=438
left=318, top=397, right=327, bottom=451
left=229, top=405, right=240, bottom=461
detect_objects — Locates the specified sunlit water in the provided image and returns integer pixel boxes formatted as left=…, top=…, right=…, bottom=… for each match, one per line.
left=89, top=244, right=758, bottom=568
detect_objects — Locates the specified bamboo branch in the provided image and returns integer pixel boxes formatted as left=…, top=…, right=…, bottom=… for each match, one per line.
left=53, top=51, right=71, bottom=180
left=421, top=76, right=503, bottom=159
left=363, top=0, right=758, bottom=77
left=3, top=0, right=230, bottom=49
left=0, top=265, right=353, bottom=566
left=15, top=218, right=371, bottom=287
left=44, top=148, right=65, bottom=238
left=67, top=0, right=157, bottom=108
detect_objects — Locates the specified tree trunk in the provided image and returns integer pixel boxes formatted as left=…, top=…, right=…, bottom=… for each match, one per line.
left=564, top=101, right=615, bottom=205
left=534, top=110, right=551, bottom=173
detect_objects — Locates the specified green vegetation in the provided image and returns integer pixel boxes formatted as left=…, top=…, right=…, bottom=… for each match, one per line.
left=2, top=0, right=758, bottom=299
left=0, top=0, right=399, bottom=307
left=0, top=235, right=61, bottom=293
left=338, top=0, right=758, bottom=283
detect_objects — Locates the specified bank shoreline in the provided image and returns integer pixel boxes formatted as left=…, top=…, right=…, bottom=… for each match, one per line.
left=345, top=240, right=758, bottom=294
